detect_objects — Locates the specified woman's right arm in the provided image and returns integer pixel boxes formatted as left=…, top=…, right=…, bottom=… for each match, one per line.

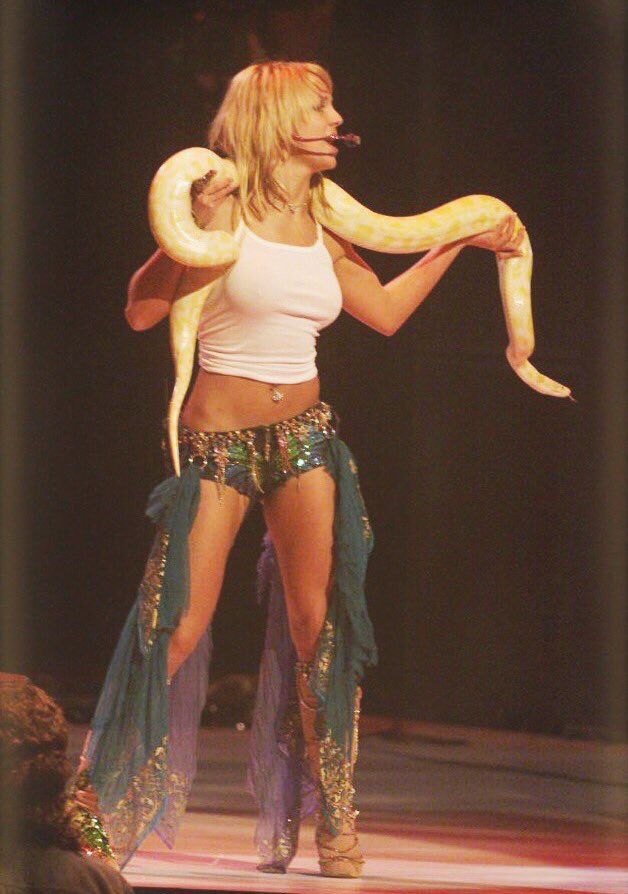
left=125, top=249, right=184, bottom=331
left=125, top=168, right=237, bottom=331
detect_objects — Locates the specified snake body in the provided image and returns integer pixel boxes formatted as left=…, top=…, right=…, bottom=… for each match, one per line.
left=147, top=147, right=571, bottom=475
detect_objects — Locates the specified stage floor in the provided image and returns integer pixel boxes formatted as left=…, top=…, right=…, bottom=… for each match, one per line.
left=69, top=719, right=627, bottom=894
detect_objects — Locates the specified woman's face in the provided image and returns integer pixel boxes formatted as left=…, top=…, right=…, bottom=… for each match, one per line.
left=291, top=89, right=344, bottom=172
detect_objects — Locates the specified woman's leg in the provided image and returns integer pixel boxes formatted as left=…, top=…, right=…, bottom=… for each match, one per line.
left=76, top=476, right=250, bottom=819
left=261, top=466, right=335, bottom=660
left=168, top=477, right=250, bottom=680
left=260, top=462, right=366, bottom=877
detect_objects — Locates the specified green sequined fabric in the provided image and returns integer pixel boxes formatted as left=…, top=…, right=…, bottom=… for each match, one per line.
left=67, top=771, right=116, bottom=865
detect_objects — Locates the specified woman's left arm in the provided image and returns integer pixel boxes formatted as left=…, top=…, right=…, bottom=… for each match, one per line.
left=331, top=237, right=465, bottom=336
left=382, top=242, right=466, bottom=333
left=329, top=213, right=523, bottom=336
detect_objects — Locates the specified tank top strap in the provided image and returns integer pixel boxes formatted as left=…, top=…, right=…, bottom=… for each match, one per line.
left=314, top=219, right=323, bottom=243
left=233, top=216, right=245, bottom=244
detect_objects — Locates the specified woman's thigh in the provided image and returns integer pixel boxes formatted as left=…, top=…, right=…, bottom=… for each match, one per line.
left=261, top=466, right=336, bottom=652
left=176, top=478, right=251, bottom=645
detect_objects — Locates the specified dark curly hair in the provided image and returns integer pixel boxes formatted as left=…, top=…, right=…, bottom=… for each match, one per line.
left=0, top=673, right=82, bottom=853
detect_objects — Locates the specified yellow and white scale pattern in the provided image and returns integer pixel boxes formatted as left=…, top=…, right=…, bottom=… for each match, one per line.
left=148, top=148, right=571, bottom=477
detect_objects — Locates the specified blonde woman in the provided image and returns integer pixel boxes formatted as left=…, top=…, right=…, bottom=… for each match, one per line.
left=76, top=61, right=523, bottom=878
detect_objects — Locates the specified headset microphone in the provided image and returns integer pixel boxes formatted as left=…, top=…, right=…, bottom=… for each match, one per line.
left=292, top=133, right=362, bottom=155
left=292, top=133, right=361, bottom=149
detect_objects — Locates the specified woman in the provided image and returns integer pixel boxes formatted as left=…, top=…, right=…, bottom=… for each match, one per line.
left=0, top=674, right=131, bottom=893
left=77, top=60, right=523, bottom=878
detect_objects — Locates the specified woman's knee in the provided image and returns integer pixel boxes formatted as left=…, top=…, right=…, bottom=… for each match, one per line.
left=286, top=592, right=328, bottom=654
left=169, top=615, right=209, bottom=663
left=171, top=480, right=248, bottom=659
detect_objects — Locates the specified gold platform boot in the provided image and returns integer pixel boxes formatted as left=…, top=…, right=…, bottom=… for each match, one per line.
left=294, top=659, right=365, bottom=878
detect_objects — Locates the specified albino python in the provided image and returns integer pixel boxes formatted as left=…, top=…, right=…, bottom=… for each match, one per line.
left=148, top=147, right=572, bottom=475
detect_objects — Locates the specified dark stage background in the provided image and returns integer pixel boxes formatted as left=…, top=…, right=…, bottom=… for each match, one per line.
left=1, top=1, right=625, bottom=740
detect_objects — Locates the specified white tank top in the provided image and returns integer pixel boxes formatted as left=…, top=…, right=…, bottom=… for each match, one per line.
left=197, top=217, right=343, bottom=383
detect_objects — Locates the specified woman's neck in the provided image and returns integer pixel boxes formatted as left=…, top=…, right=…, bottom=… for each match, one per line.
left=272, top=157, right=313, bottom=206
left=235, top=158, right=316, bottom=226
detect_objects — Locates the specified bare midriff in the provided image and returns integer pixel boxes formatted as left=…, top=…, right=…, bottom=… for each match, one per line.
left=180, top=368, right=321, bottom=432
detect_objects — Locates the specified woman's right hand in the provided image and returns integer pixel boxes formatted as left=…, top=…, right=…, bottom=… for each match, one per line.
left=191, top=168, right=237, bottom=229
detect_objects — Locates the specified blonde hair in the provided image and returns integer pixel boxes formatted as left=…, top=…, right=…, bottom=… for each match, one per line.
left=208, top=60, right=334, bottom=226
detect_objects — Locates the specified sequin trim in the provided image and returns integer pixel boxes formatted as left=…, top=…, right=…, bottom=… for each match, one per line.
left=137, top=528, right=169, bottom=654
left=152, top=765, right=192, bottom=845
left=100, top=735, right=188, bottom=862
left=177, top=400, right=336, bottom=503
left=313, top=618, right=335, bottom=696
left=317, top=733, right=358, bottom=826
left=257, top=809, right=300, bottom=868
left=277, top=695, right=303, bottom=757
left=316, top=636, right=361, bottom=829
left=348, top=457, right=372, bottom=541
left=351, top=686, right=362, bottom=771
left=296, top=623, right=361, bottom=832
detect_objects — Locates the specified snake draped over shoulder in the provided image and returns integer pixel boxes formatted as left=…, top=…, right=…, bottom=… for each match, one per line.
left=147, top=147, right=571, bottom=476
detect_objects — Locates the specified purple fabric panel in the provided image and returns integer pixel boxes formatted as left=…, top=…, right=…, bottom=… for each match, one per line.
left=246, top=534, right=317, bottom=863
left=154, top=624, right=213, bottom=848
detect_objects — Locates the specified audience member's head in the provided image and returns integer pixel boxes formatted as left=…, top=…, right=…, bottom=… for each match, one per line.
left=0, top=672, right=82, bottom=853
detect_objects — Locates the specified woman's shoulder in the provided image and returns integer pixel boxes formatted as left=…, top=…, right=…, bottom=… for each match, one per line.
left=321, top=226, right=349, bottom=264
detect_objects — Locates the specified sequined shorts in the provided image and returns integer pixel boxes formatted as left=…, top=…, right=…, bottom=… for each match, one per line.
left=170, top=400, right=338, bottom=505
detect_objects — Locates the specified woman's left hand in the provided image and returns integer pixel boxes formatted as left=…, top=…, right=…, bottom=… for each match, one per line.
left=463, top=213, right=526, bottom=258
